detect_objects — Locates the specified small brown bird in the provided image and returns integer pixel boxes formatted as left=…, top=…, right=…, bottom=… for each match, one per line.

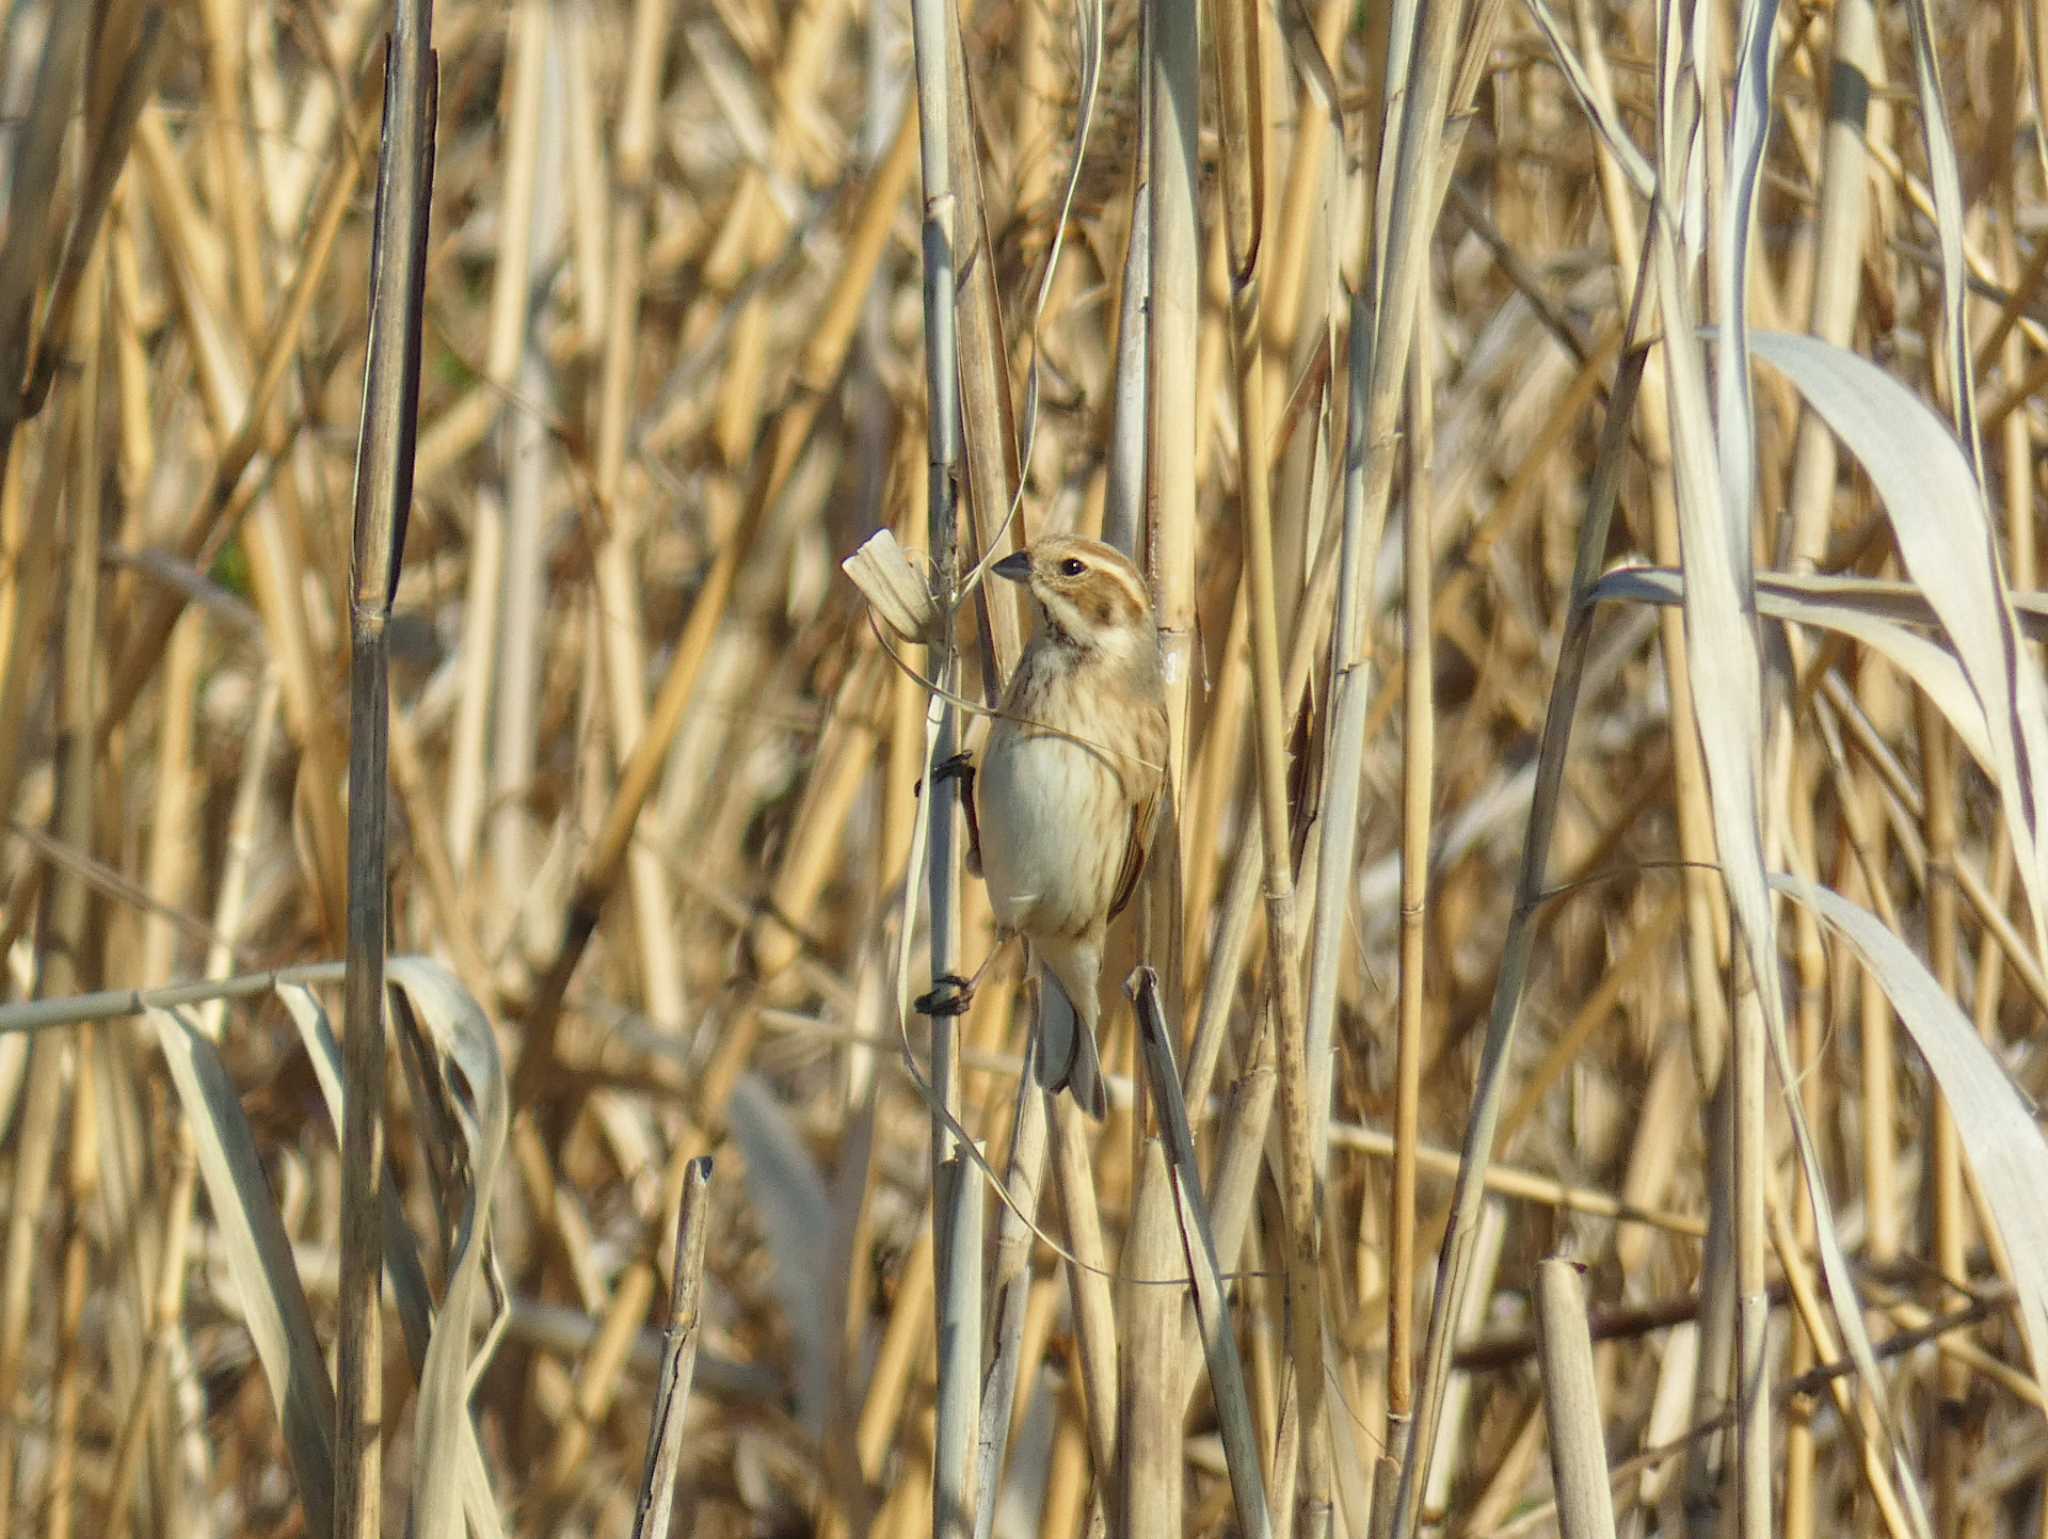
left=976, top=536, right=1168, bottom=1117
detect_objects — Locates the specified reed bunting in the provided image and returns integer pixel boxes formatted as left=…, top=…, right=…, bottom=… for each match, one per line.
left=974, top=536, right=1168, bottom=1118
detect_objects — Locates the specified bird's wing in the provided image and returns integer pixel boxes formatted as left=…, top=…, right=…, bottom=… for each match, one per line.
left=1106, top=775, right=1162, bottom=921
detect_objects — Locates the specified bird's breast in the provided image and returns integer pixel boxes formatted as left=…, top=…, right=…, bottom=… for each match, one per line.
left=976, top=724, right=1125, bottom=936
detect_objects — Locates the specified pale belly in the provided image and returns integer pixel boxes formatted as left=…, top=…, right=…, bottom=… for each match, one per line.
left=977, top=727, right=1122, bottom=937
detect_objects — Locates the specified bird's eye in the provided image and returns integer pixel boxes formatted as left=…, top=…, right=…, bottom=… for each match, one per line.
left=1059, top=557, right=1087, bottom=577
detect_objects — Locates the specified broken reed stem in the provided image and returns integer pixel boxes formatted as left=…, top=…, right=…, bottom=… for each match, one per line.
left=337, top=12, right=437, bottom=1539
left=631, top=1157, right=715, bottom=1539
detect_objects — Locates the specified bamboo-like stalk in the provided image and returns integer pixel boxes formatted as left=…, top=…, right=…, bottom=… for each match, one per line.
left=1301, top=293, right=1379, bottom=1157
left=935, top=1151, right=986, bottom=1539
left=1049, top=1097, right=1120, bottom=1517
left=1148, top=0, right=1200, bottom=796
left=336, top=11, right=437, bottom=1537
left=1388, top=274, right=1438, bottom=1460
left=1120, top=1140, right=1182, bottom=1539
left=1208, top=0, right=1329, bottom=1523
left=487, top=4, right=563, bottom=953
left=900, top=0, right=980, bottom=1521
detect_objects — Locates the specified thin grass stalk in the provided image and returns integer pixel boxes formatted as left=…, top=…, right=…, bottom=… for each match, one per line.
left=337, top=13, right=437, bottom=1536
left=632, top=1157, right=715, bottom=1539
left=1420, top=1198, right=1509, bottom=1518
left=1535, top=1258, right=1620, bottom=1539
left=1209, top=0, right=1329, bottom=1520
left=1729, top=980, right=1770, bottom=1539
left=1389, top=275, right=1438, bottom=1456
left=488, top=14, right=563, bottom=951
left=590, top=0, right=686, bottom=1030
left=1147, top=0, right=1200, bottom=795
left=1781, top=0, right=1877, bottom=568
left=1104, top=139, right=1150, bottom=557
left=1564, top=0, right=1736, bottom=1162
left=1303, top=294, right=1377, bottom=1160
left=50, top=1037, right=96, bottom=1539
left=23, top=7, right=161, bottom=424
left=43, top=235, right=108, bottom=1539
left=945, top=15, right=1024, bottom=680
left=108, top=675, right=283, bottom=1538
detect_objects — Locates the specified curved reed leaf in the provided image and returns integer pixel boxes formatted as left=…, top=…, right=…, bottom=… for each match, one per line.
left=1775, top=874, right=2048, bottom=1386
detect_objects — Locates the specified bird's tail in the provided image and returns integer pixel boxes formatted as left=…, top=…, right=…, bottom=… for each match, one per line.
left=1033, top=958, right=1108, bottom=1119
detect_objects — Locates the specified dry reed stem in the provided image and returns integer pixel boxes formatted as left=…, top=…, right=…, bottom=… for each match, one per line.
left=334, top=10, right=438, bottom=1537
left=631, top=1156, right=715, bottom=1539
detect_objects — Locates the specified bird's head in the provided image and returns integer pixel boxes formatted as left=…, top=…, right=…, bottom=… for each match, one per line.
left=992, top=537, right=1157, bottom=665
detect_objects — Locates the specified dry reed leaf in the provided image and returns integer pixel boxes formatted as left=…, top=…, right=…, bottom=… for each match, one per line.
left=389, top=958, right=510, bottom=1539
left=1592, top=565, right=1995, bottom=770
left=273, top=964, right=509, bottom=1539
left=1776, top=874, right=2048, bottom=1391
left=145, top=1005, right=337, bottom=1537
left=1751, top=330, right=2048, bottom=956
left=843, top=528, right=942, bottom=644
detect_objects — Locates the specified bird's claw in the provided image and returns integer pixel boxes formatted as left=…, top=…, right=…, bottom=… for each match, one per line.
left=915, top=751, right=976, bottom=797
left=914, top=973, right=975, bottom=1018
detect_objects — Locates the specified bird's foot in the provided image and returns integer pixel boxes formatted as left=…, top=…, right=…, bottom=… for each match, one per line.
left=917, top=753, right=983, bottom=875
left=914, top=972, right=976, bottom=1018
left=916, top=751, right=975, bottom=797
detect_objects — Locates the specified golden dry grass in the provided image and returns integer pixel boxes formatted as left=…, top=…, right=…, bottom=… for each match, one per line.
left=3, top=0, right=2048, bottom=1536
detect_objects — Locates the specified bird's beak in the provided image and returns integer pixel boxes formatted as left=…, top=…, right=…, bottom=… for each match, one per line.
left=992, top=550, right=1033, bottom=583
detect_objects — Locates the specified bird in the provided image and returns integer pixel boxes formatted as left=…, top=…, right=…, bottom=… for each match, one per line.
left=974, top=534, right=1168, bottom=1118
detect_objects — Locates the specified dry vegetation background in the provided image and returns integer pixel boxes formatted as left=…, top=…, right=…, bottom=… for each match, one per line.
left=5, top=0, right=2048, bottom=1535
